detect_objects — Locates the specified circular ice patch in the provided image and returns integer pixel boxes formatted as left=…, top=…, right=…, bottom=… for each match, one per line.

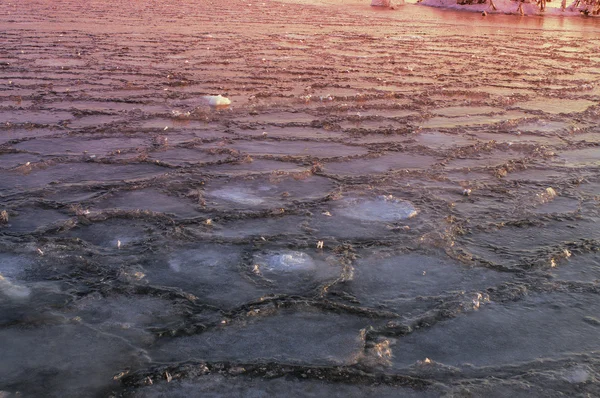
left=208, top=187, right=266, bottom=206
left=256, top=251, right=316, bottom=273
left=339, top=195, right=417, bottom=222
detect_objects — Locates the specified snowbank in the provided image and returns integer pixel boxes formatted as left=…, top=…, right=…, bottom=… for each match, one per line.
left=419, top=0, right=599, bottom=16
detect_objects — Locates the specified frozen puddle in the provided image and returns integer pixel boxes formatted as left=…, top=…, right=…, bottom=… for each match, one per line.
left=392, top=293, right=600, bottom=368
left=93, top=189, right=203, bottom=218
left=67, top=294, right=185, bottom=345
left=324, top=153, right=438, bottom=176
left=344, top=252, right=508, bottom=312
left=252, top=249, right=342, bottom=293
left=141, top=244, right=260, bottom=309
left=152, top=308, right=369, bottom=365
left=337, top=195, right=417, bottom=222
left=514, top=99, right=596, bottom=115
left=205, top=175, right=335, bottom=210
left=64, top=219, right=155, bottom=248
left=310, top=195, right=420, bottom=239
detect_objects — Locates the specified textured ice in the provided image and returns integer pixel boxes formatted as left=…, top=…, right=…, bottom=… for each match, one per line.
left=530, top=196, right=580, bottom=215
left=14, top=137, right=147, bottom=156
left=0, top=153, right=40, bottom=169
left=551, top=253, right=600, bottom=283
left=64, top=219, right=154, bottom=248
left=3, top=208, right=70, bottom=233
left=209, top=186, right=266, bottom=206
left=209, top=215, right=307, bottom=239
left=324, top=153, right=438, bottom=176
left=152, top=308, right=370, bottom=365
left=93, top=189, right=203, bottom=218
left=338, top=195, right=418, bottom=222
left=252, top=249, right=342, bottom=293
left=258, top=251, right=316, bottom=272
left=148, top=148, right=231, bottom=166
left=393, top=293, right=600, bottom=368
left=205, top=175, right=335, bottom=210
left=142, top=245, right=260, bottom=308
left=345, top=252, right=508, bottom=312
left=433, top=106, right=498, bottom=117
left=0, top=324, right=147, bottom=397
left=0, top=163, right=167, bottom=193
left=126, top=374, right=437, bottom=398
left=420, top=111, right=527, bottom=129
left=215, top=140, right=368, bottom=158
left=414, top=131, right=474, bottom=149
left=556, top=148, right=600, bottom=167
left=514, top=99, right=596, bottom=114
left=67, top=294, right=185, bottom=345
left=202, top=160, right=307, bottom=175
left=462, top=219, right=600, bottom=266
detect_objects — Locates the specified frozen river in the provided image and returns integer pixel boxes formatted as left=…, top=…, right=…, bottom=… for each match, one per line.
left=0, top=0, right=599, bottom=396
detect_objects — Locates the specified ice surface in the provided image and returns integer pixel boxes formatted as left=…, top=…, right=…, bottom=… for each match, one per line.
left=65, top=219, right=154, bottom=248
left=148, top=148, right=231, bottom=166
left=0, top=163, right=167, bottom=193
left=337, top=195, right=418, bottom=222
left=125, top=374, right=437, bottom=398
left=205, top=175, right=335, bottom=210
left=67, top=294, right=185, bottom=345
left=0, top=153, right=40, bottom=169
left=324, top=153, right=438, bottom=175
left=556, top=148, right=600, bottom=167
left=14, top=137, right=147, bottom=156
left=152, top=308, right=371, bottom=365
left=210, top=140, right=368, bottom=158
left=551, top=253, right=600, bottom=283
left=420, top=111, right=527, bottom=129
left=202, top=160, right=307, bottom=175
left=253, top=249, right=342, bottom=293
left=392, top=293, right=600, bottom=368
left=3, top=208, right=70, bottom=234
left=514, top=99, right=596, bottom=115
left=93, top=189, right=203, bottom=218
left=141, top=244, right=260, bottom=308
left=345, top=252, right=509, bottom=312
left=0, top=324, right=147, bottom=397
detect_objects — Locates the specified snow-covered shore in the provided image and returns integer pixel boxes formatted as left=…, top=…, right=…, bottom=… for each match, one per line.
left=418, top=0, right=599, bottom=16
